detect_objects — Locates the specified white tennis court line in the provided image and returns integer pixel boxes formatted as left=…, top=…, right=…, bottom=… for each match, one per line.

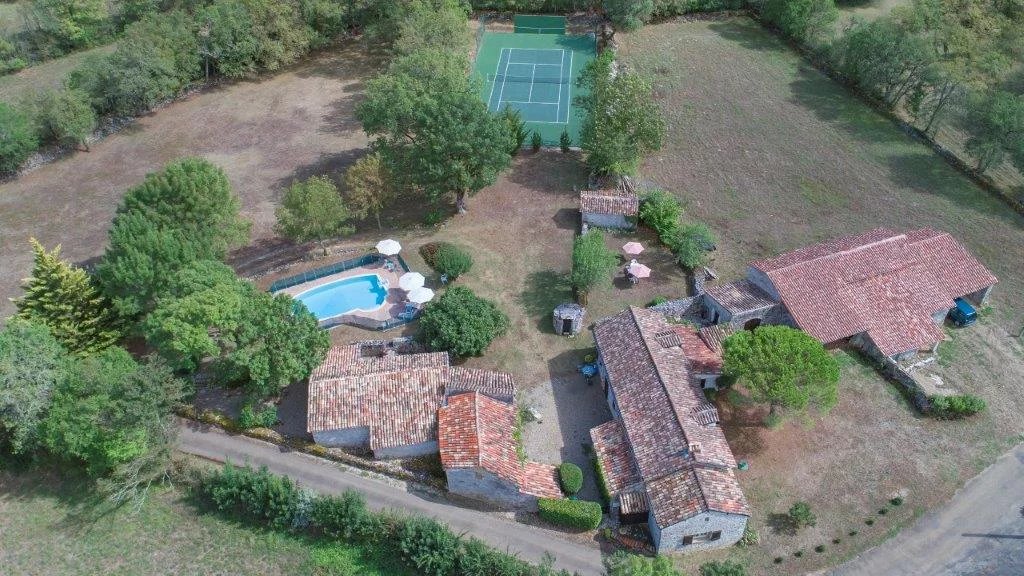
left=563, top=51, right=574, bottom=124
left=485, top=47, right=507, bottom=110
left=495, top=47, right=513, bottom=113
left=556, top=50, right=565, bottom=124
left=489, top=47, right=571, bottom=123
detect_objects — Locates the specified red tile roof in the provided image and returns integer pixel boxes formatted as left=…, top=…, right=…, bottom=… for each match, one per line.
left=579, top=188, right=639, bottom=216
left=703, top=279, right=775, bottom=314
left=592, top=307, right=749, bottom=526
left=591, top=420, right=642, bottom=494
left=673, top=326, right=724, bottom=374
left=438, top=392, right=560, bottom=499
left=308, top=345, right=516, bottom=453
left=750, top=228, right=996, bottom=356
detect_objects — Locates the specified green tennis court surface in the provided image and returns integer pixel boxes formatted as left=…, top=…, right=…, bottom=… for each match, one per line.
left=474, top=30, right=596, bottom=146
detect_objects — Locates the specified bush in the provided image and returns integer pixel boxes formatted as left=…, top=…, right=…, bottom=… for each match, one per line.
left=788, top=501, right=816, bottom=529
left=457, top=537, right=528, bottom=576
left=669, top=222, right=716, bottom=270
left=531, top=130, right=543, bottom=152
left=603, top=0, right=654, bottom=31
left=200, top=0, right=311, bottom=79
left=0, top=103, right=39, bottom=174
left=757, top=0, right=838, bottom=46
left=605, top=550, right=682, bottom=575
left=500, top=107, right=528, bottom=155
left=815, top=544, right=826, bottom=553
left=877, top=508, right=887, bottom=515
left=638, top=190, right=682, bottom=241
left=309, top=490, right=380, bottom=542
left=558, top=462, right=583, bottom=496
left=649, top=296, right=669, bottom=306
left=397, top=516, right=460, bottom=576
left=537, top=497, right=602, bottom=530
left=930, top=394, right=986, bottom=419
left=699, top=560, right=747, bottom=576
left=849, top=530, right=858, bottom=536
left=793, top=550, right=803, bottom=557
left=890, top=496, right=904, bottom=506
left=419, top=286, right=509, bottom=357
left=238, top=404, right=278, bottom=429
left=737, top=525, right=759, bottom=547
left=203, top=463, right=303, bottom=530
left=592, top=456, right=611, bottom=506
left=571, top=229, right=618, bottom=296
left=32, top=87, right=97, bottom=149
left=432, top=243, right=473, bottom=279
left=865, top=518, right=874, bottom=526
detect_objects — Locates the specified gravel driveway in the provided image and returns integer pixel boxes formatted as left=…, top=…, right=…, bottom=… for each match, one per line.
left=521, top=374, right=613, bottom=502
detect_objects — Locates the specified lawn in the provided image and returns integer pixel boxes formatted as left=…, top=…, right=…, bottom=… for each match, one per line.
left=0, top=44, right=115, bottom=103
left=618, top=17, right=1024, bottom=574
left=0, top=461, right=410, bottom=575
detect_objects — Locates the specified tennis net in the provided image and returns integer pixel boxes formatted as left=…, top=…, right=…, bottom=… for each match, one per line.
left=486, top=74, right=570, bottom=84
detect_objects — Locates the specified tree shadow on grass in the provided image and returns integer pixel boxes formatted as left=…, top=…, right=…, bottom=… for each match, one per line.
left=517, top=270, right=573, bottom=334
left=706, top=18, right=791, bottom=56
left=767, top=512, right=799, bottom=536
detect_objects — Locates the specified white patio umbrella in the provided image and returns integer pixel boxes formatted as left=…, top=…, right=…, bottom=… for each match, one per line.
left=622, top=241, right=645, bottom=256
left=375, top=238, right=402, bottom=256
left=627, top=262, right=652, bottom=279
left=407, top=287, right=435, bottom=304
left=398, top=272, right=425, bottom=291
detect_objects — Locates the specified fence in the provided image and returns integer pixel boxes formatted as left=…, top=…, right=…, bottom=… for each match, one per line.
left=268, top=253, right=411, bottom=293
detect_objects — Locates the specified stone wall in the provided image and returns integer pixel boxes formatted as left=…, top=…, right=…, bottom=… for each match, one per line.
left=650, top=510, right=748, bottom=554
left=582, top=212, right=634, bottom=229
left=313, top=426, right=371, bottom=449
left=851, top=333, right=931, bottom=412
left=446, top=467, right=536, bottom=510
left=650, top=297, right=703, bottom=324
left=375, top=440, right=438, bottom=459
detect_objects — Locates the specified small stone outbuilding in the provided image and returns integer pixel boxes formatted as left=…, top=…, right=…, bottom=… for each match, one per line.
left=579, top=188, right=638, bottom=229
left=553, top=302, right=586, bottom=336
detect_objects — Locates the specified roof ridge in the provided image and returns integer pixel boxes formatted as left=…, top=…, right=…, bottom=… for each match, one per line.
left=762, top=229, right=905, bottom=274
left=627, top=306, right=692, bottom=453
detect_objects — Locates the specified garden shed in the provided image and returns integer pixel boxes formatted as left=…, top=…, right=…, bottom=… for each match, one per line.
left=553, top=302, right=585, bottom=336
left=579, top=188, right=638, bottom=229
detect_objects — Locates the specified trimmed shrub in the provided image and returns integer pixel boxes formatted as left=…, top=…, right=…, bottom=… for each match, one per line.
left=397, top=516, right=460, bottom=576
left=558, top=462, right=583, bottom=496
left=0, top=103, right=39, bottom=174
left=203, top=463, right=303, bottom=530
left=592, top=456, right=611, bottom=506
left=560, top=129, right=571, bottom=152
left=531, top=130, right=542, bottom=152
left=433, top=243, right=473, bottom=279
left=788, top=501, right=816, bottom=528
left=537, top=497, right=602, bottom=530
left=638, top=189, right=682, bottom=241
left=500, top=107, right=528, bottom=155
left=930, top=394, right=986, bottom=419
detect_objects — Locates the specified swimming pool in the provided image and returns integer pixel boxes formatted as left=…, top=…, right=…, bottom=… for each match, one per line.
left=292, top=274, right=389, bottom=320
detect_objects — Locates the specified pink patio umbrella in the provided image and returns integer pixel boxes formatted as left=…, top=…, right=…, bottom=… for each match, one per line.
left=622, top=241, right=645, bottom=256
left=627, top=262, right=652, bottom=279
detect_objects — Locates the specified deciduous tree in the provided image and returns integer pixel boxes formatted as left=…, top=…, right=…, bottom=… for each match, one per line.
left=0, top=320, right=67, bottom=454
left=723, top=326, right=839, bottom=421
left=602, top=0, right=654, bottom=32
left=275, top=176, right=354, bottom=254
left=419, top=286, right=509, bottom=357
left=577, top=52, right=664, bottom=176
left=15, top=239, right=121, bottom=354
left=0, top=103, right=38, bottom=174
left=33, top=87, right=97, bottom=150
left=345, top=153, right=396, bottom=230
left=571, top=230, right=619, bottom=301
left=357, top=49, right=510, bottom=214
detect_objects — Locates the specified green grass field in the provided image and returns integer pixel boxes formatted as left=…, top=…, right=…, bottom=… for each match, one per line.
left=0, top=464, right=411, bottom=576
left=474, top=31, right=595, bottom=146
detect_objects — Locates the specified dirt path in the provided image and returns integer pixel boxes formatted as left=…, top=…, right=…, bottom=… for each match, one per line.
left=0, top=43, right=376, bottom=317
left=829, top=443, right=1024, bottom=575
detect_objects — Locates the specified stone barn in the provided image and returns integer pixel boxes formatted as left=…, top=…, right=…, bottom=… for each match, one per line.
left=579, top=188, right=638, bottom=229
left=307, top=343, right=518, bottom=459
left=701, top=228, right=998, bottom=361
left=439, top=392, right=562, bottom=510
left=590, top=307, right=750, bottom=553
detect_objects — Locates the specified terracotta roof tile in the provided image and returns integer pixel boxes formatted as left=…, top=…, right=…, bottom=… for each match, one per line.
left=579, top=188, right=639, bottom=216
left=591, top=420, right=641, bottom=495
left=703, top=279, right=776, bottom=314
left=750, top=228, right=996, bottom=356
left=447, top=367, right=516, bottom=404
left=593, top=307, right=749, bottom=526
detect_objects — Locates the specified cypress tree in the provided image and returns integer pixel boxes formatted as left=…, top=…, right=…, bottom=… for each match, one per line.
left=14, top=239, right=121, bottom=354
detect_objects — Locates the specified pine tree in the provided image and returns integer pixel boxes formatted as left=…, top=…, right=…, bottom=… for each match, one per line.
left=14, top=239, right=121, bottom=354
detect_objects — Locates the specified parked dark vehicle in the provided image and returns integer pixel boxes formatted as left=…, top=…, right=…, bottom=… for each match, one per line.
left=949, top=298, right=977, bottom=327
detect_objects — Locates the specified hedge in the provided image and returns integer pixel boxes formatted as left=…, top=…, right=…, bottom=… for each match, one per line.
left=558, top=462, right=583, bottom=496
left=591, top=456, right=611, bottom=507
left=538, top=497, right=603, bottom=530
left=930, top=394, right=986, bottom=419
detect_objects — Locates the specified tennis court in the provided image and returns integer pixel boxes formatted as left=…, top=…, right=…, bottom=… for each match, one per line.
left=473, top=16, right=596, bottom=146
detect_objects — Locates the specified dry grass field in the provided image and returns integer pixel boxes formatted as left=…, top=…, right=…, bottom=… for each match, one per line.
left=0, top=462, right=410, bottom=575
left=619, top=17, right=1024, bottom=574
left=0, top=41, right=377, bottom=318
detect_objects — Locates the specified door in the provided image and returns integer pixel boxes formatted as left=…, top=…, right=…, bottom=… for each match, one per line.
left=562, top=318, right=573, bottom=334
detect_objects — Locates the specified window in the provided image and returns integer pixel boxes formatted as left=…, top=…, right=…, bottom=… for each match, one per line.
left=683, top=531, right=722, bottom=545
left=682, top=535, right=694, bottom=546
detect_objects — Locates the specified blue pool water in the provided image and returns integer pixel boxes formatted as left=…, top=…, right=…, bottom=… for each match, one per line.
left=292, top=274, right=388, bottom=320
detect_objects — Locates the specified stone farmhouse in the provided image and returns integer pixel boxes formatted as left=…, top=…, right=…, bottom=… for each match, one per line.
left=308, top=341, right=558, bottom=508
left=439, top=391, right=562, bottom=510
left=579, top=187, right=638, bottom=229
left=701, top=228, right=997, bottom=361
left=590, top=307, right=750, bottom=553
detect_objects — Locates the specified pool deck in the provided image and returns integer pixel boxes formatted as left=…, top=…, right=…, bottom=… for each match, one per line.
left=277, top=260, right=412, bottom=325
